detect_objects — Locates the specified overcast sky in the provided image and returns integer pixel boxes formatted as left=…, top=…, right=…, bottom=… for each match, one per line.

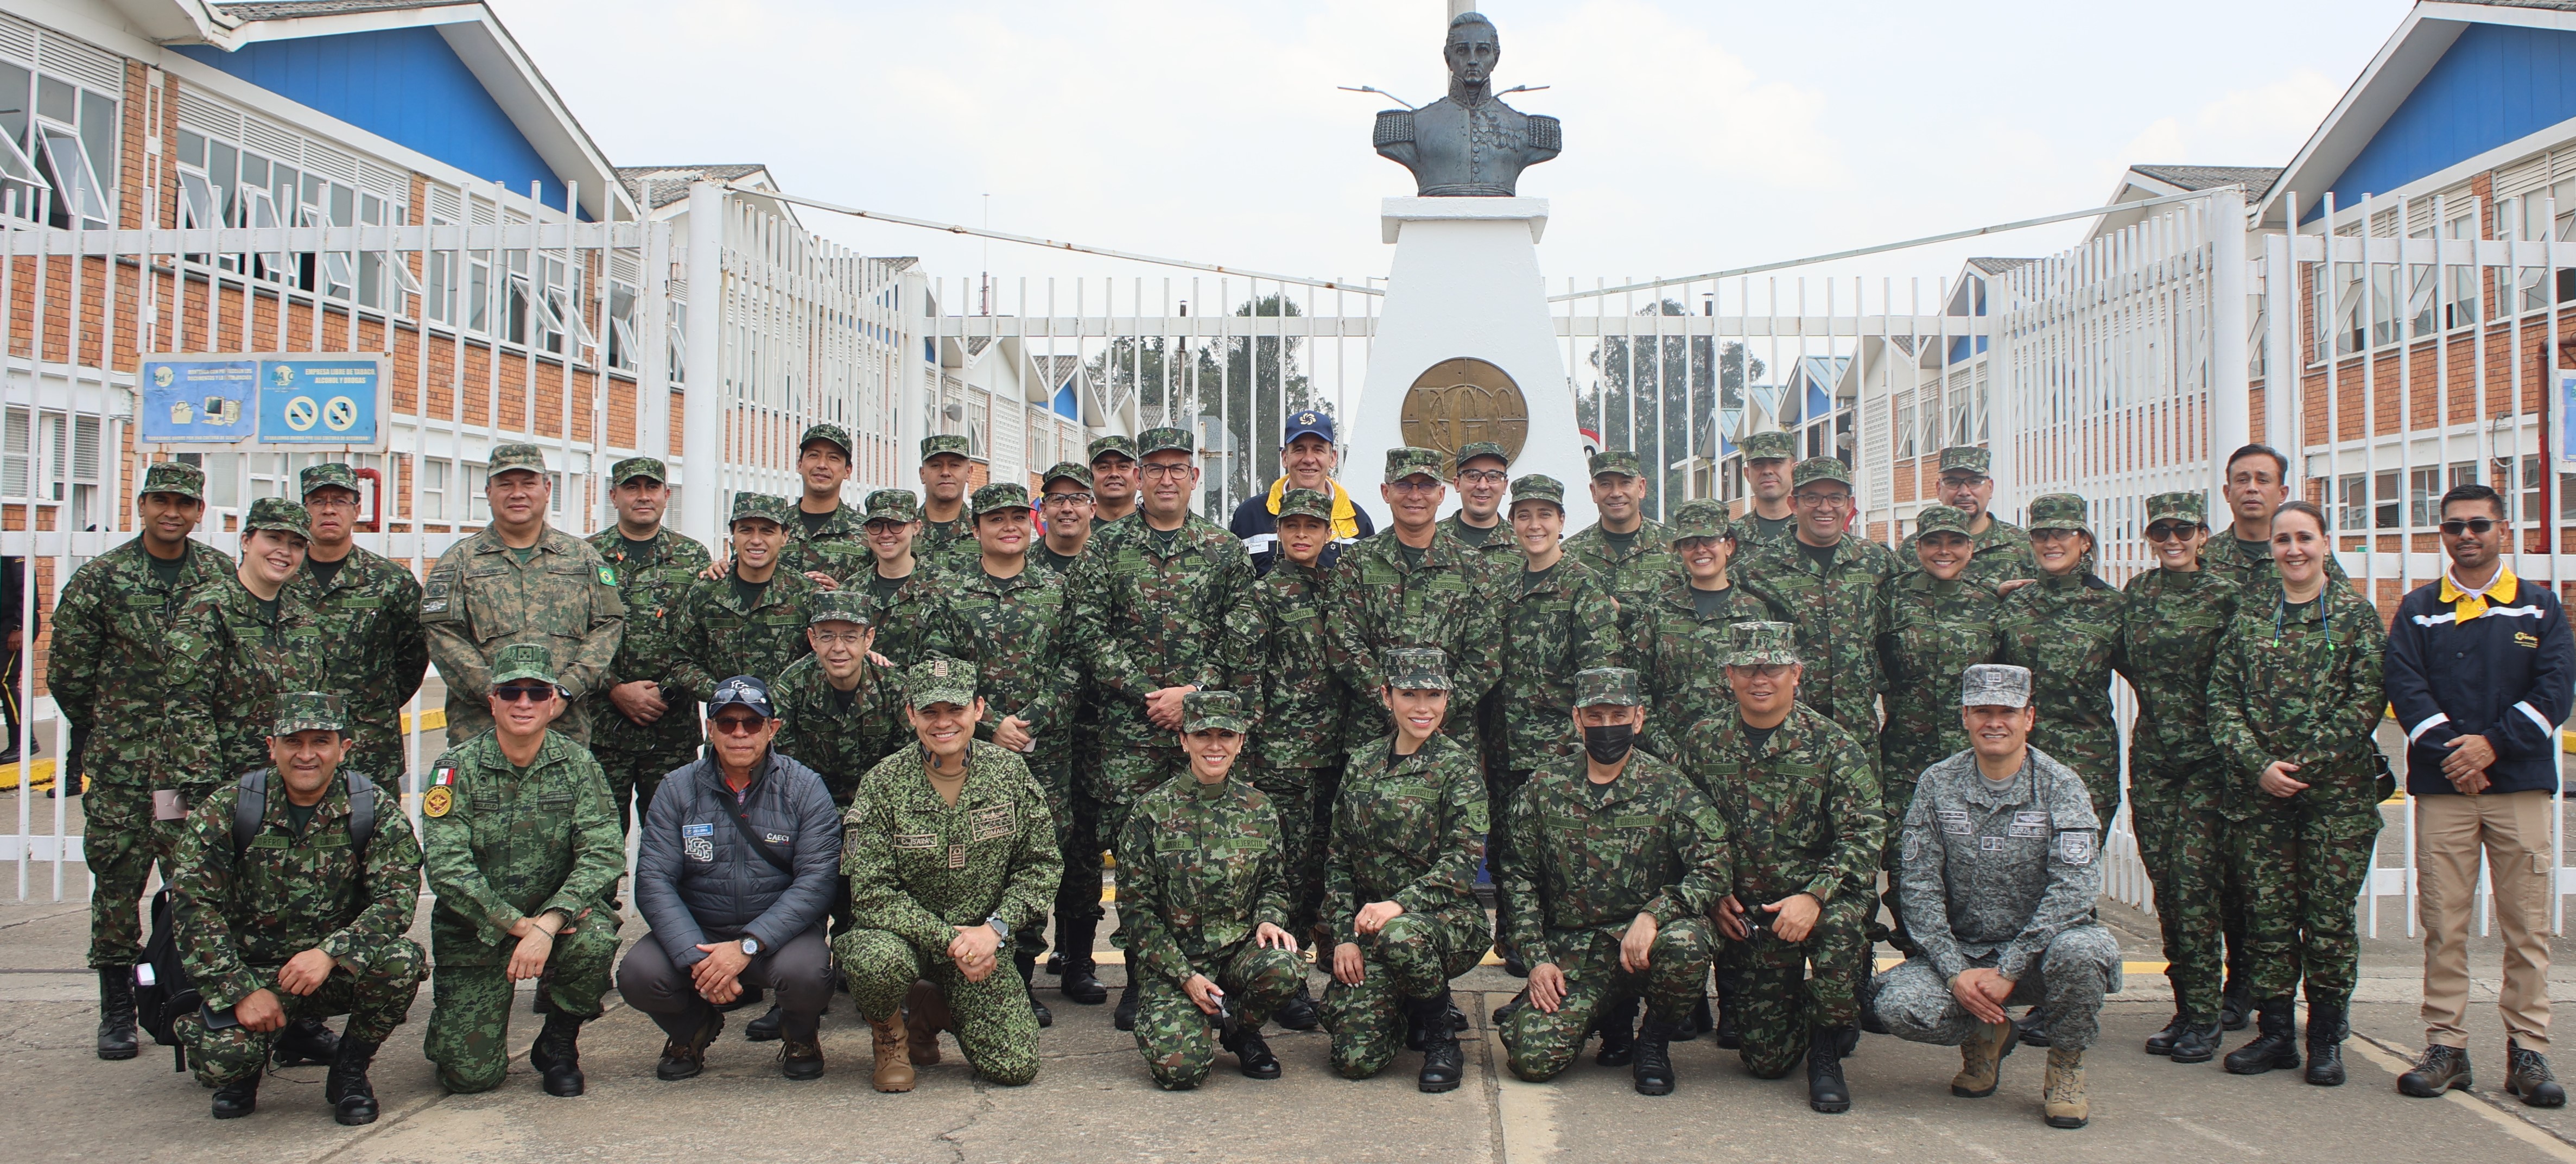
left=497, top=0, right=2404, bottom=313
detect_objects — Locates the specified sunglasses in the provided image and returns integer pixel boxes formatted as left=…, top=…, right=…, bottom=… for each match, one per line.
left=492, top=684, right=557, bottom=703
left=2439, top=518, right=2499, bottom=536
left=2144, top=522, right=2197, bottom=542
left=710, top=714, right=768, bottom=736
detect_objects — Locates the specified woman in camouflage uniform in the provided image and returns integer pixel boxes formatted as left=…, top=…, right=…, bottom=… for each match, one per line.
left=1874, top=504, right=2003, bottom=959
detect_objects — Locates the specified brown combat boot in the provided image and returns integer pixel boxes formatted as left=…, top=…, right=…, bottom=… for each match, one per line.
left=1952, top=1018, right=2016, bottom=1098
left=2043, top=1046, right=2089, bottom=1129
left=869, top=1013, right=915, bottom=1093
left=905, top=979, right=950, bottom=1065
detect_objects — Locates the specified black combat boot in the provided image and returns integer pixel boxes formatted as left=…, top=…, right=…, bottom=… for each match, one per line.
left=2014, top=1005, right=2052, bottom=1048
left=1113, top=978, right=1140, bottom=1032
left=210, top=1072, right=259, bottom=1119
left=1593, top=993, right=1639, bottom=1066
left=1632, top=1014, right=1680, bottom=1096
left=2144, top=1009, right=2188, bottom=1056
left=2168, top=1016, right=2223, bottom=1064
left=2222, top=999, right=2300, bottom=1076
left=1274, top=980, right=1321, bottom=1031
left=1054, top=917, right=1108, bottom=1004
left=95, top=967, right=138, bottom=1061
left=2304, top=1001, right=2347, bottom=1086
left=1415, top=992, right=1464, bottom=1093
left=528, top=1011, right=587, bottom=1097
left=1222, top=1024, right=1282, bottom=1080
left=1807, top=1025, right=1854, bottom=1113
left=325, top=1035, right=383, bottom=1125
left=745, top=1004, right=785, bottom=1042
left=2219, top=973, right=2252, bottom=1032
left=1013, top=952, right=1052, bottom=1028
left=1712, top=970, right=1744, bottom=1050
left=1492, top=989, right=1528, bottom=1027
left=271, top=1016, right=339, bottom=1067
left=1676, top=994, right=1709, bottom=1042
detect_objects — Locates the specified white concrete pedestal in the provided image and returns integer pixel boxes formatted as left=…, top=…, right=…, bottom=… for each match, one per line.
left=1347, top=197, right=1597, bottom=532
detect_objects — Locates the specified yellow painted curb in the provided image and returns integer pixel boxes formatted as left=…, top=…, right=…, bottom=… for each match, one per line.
left=401, top=708, right=447, bottom=733
left=0, top=757, right=55, bottom=790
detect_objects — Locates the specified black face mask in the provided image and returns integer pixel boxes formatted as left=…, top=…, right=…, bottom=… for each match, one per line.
left=1583, top=722, right=1635, bottom=766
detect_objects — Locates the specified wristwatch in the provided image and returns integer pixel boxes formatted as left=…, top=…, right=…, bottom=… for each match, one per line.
left=738, top=936, right=761, bottom=957
left=986, top=915, right=1011, bottom=942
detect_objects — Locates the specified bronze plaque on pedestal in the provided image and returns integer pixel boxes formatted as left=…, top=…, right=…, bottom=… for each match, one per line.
left=1400, top=357, right=1528, bottom=465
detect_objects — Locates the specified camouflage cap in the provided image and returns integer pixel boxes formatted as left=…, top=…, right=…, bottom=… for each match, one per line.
left=488, top=442, right=548, bottom=477
left=1277, top=487, right=1335, bottom=523
left=1936, top=446, right=1992, bottom=477
left=1138, top=427, right=1195, bottom=457
left=904, top=655, right=977, bottom=710
left=138, top=460, right=205, bottom=500
left=1040, top=461, right=1094, bottom=489
left=1914, top=504, right=1974, bottom=537
left=1739, top=429, right=1798, bottom=461
left=801, top=423, right=853, bottom=458
left=971, top=482, right=1032, bottom=517
left=270, top=691, right=347, bottom=737
left=2144, top=490, right=2206, bottom=527
left=1960, top=662, right=2034, bottom=709
left=921, top=434, right=969, bottom=463
left=490, top=642, right=560, bottom=688
left=1510, top=474, right=1565, bottom=509
left=298, top=463, right=359, bottom=498
left=2026, top=492, right=2090, bottom=534
left=1455, top=441, right=1512, bottom=470
left=1668, top=498, right=1734, bottom=541
left=609, top=456, right=668, bottom=485
left=1725, top=620, right=1801, bottom=667
left=1385, top=446, right=1448, bottom=484
left=1572, top=666, right=1644, bottom=708
left=806, top=587, right=876, bottom=628
left=863, top=488, right=922, bottom=524
left=1588, top=450, right=1644, bottom=480
left=1384, top=646, right=1452, bottom=691
left=1088, top=434, right=1139, bottom=464
left=1791, top=457, right=1851, bottom=490
left=1181, top=689, right=1248, bottom=734
left=243, top=496, right=312, bottom=537
left=729, top=492, right=794, bottom=527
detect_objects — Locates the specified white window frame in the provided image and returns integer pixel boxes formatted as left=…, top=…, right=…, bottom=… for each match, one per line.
left=34, top=124, right=104, bottom=229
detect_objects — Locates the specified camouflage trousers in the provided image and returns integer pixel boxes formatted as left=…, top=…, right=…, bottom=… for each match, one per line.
left=1867, top=925, right=2119, bottom=1053
left=84, top=780, right=200, bottom=969
left=1876, top=777, right=1921, bottom=958
left=590, top=726, right=699, bottom=839
left=1721, top=892, right=1870, bottom=1078
left=1319, top=903, right=1488, bottom=1079
left=1488, top=769, right=1538, bottom=965
left=835, top=927, right=1040, bottom=1086
left=1133, top=940, right=1304, bottom=1089
left=1018, top=754, right=1075, bottom=966
left=2234, top=804, right=2380, bottom=1009
left=1099, top=742, right=1186, bottom=955
left=423, top=921, right=619, bottom=1094
left=2129, top=761, right=2248, bottom=1019
left=1501, top=919, right=1715, bottom=1082
left=175, top=938, right=424, bottom=1086
left=1052, top=782, right=1103, bottom=948
left=1248, top=764, right=1328, bottom=940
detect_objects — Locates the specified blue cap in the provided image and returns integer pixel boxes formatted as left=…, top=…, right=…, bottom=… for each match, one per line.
left=707, top=675, right=775, bottom=719
left=1283, top=409, right=1336, bottom=448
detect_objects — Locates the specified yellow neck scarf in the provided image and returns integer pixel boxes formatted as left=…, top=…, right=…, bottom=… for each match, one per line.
left=2439, top=564, right=2518, bottom=622
left=1267, top=476, right=1362, bottom=541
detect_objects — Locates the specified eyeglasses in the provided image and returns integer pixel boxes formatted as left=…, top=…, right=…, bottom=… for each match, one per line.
left=1043, top=491, right=1094, bottom=506
left=492, top=684, right=557, bottom=703
left=1731, top=663, right=1794, bottom=679
left=1387, top=479, right=1445, bottom=495
left=1138, top=463, right=1194, bottom=480
left=1456, top=470, right=1509, bottom=486
left=809, top=629, right=871, bottom=648
left=1793, top=492, right=1851, bottom=508
left=710, top=714, right=767, bottom=736
left=2144, top=522, right=2196, bottom=542
left=305, top=495, right=359, bottom=511
left=2439, top=518, right=2499, bottom=536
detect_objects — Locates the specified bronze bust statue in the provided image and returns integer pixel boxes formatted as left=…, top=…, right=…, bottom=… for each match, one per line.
left=1374, top=11, right=1560, bottom=197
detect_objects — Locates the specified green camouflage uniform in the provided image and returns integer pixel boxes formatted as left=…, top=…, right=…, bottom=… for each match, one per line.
left=666, top=499, right=820, bottom=699
left=1117, top=692, right=1303, bottom=1089
left=1493, top=488, right=1623, bottom=771
left=1559, top=465, right=1677, bottom=641
left=2207, top=577, right=2385, bottom=1012
left=585, top=502, right=712, bottom=835
left=1893, top=447, right=2037, bottom=589
left=417, top=721, right=625, bottom=1093
left=1319, top=724, right=1490, bottom=1079
left=52, top=462, right=233, bottom=969
left=1221, top=488, right=1351, bottom=943
left=769, top=652, right=909, bottom=807
left=1673, top=673, right=1887, bottom=1079
left=1437, top=511, right=1516, bottom=555
left=1497, top=729, right=1731, bottom=1082
left=168, top=758, right=424, bottom=1086
left=2202, top=520, right=2349, bottom=591
left=295, top=466, right=429, bottom=784
left=835, top=662, right=1059, bottom=1086
left=1873, top=506, right=2005, bottom=954
left=1731, top=462, right=1897, bottom=745
left=194, top=501, right=333, bottom=777
left=782, top=426, right=874, bottom=582
left=419, top=458, right=626, bottom=745
left=1630, top=499, right=1784, bottom=759
left=1324, top=448, right=1503, bottom=757
left=1994, top=494, right=2129, bottom=823
left=915, top=434, right=980, bottom=572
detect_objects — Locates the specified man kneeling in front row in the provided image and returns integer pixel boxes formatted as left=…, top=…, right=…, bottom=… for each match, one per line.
left=1867, top=663, right=2118, bottom=1130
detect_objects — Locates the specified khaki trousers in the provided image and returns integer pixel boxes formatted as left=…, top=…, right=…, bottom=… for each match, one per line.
left=2418, top=789, right=2555, bottom=1053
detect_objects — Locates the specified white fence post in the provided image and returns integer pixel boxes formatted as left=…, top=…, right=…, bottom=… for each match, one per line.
left=680, top=180, right=727, bottom=547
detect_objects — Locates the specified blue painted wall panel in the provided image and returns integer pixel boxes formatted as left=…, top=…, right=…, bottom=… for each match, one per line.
left=1052, top=382, right=1078, bottom=419
left=2309, top=23, right=2576, bottom=223
left=176, top=27, right=569, bottom=210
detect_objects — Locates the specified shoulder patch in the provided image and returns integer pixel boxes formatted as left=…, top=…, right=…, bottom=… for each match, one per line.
left=597, top=565, right=619, bottom=586
left=421, top=785, right=453, bottom=818
left=2058, top=831, right=2095, bottom=865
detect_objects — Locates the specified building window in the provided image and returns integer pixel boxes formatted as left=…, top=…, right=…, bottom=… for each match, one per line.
left=418, top=458, right=447, bottom=521
left=0, top=61, right=117, bottom=230
left=466, top=463, right=490, bottom=522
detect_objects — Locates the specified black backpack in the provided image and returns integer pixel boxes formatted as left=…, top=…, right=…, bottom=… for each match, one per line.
left=133, top=768, right=379, bottom=1070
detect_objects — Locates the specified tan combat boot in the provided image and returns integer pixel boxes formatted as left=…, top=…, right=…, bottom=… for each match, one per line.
left=1952, top=1019, right=2016, bottom=1098
left=905, top=979, right=950, bottom=1065
left=2043, top=1046, right=2089, bottom=1129
left=870, top=1013, right=916, bottom=1093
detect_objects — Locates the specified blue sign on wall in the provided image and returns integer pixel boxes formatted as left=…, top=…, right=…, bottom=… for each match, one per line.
left=2562, top=370, right=2576, bottom=465
left=259, top=359, right=384, bottom=446
left=139, top=357, right=258, bottom=443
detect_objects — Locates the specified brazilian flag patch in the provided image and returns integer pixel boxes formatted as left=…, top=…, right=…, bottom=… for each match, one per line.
left=597, top=565, right=618, bottom=586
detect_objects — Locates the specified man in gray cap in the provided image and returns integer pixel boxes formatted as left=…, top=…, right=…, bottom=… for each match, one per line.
left=1439, top=441, right=1517, bottom=556
left=295, top=464, right=427, bottom=787
left=421, top=443, right=626, bottom=745
left=588, top=456, right=713, bottom=840
left=1733, top=429, right=1800, bottom=549
left=1867, top=663, right=2117, bottom=1131
left=1898, top=447, right=2035, bottom=588
left=50, top=459, right=231, bottom=1060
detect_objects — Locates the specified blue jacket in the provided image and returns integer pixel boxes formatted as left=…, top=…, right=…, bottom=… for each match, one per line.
left=2385, top=570, right=2574, bottom=798
left=1230, top=483, right=1374, bottom=577
left=635, top=750, right=843, bottom=966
